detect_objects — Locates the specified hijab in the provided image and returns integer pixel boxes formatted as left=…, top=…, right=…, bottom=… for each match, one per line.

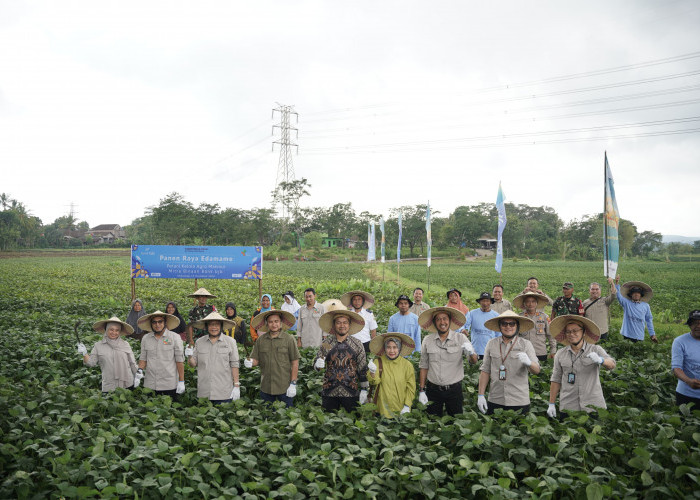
left=384, top=337, right=402, bottom=360
left=126, top=299, right=146, bottom=335
left=165, top=301, right=186, bottom=334
left=260, top=294, right=273, bottom=313
left=281, top=293, right=301, bottom=315
left=103, top=322, right=134, bottom=385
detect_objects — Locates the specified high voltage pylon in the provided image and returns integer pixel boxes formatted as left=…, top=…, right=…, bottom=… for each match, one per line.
left=272, top=103, right=299, bottom=219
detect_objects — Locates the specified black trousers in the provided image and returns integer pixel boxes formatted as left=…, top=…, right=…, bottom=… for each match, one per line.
left=154, top=389, right=178, bottom=399
left=322, top=396, right=359, bottom=413
left=362, top=341, right=371, bottom=353
left=426, top=381, right=463, bottom=417
left=676, top=391, right=700, bottom=411
left=537, top=355, right=548, bottom=363
left=624, top=337, right=640, bottom=343
left=486, top=402, right=530, bottom=415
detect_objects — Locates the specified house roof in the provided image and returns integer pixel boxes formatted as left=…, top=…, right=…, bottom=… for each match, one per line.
left=91, top=224, right=120, bottom=231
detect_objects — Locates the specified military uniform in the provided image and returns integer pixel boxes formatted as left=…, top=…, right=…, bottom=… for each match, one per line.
left=551, top=296, right=583, bottom=318
left=189, top=304, right=216, bottom=340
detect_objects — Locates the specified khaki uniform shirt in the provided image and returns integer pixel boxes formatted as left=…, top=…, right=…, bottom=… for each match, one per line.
left=192, top=334, right=239, bottom=400
left=519, top=311, right=557, bottom=356
left=139, top=330, right=184, bottom=391
left=86, top=339, right=138, bottom=392
left=551, top=343, right=611, bottom=412
left=419, top=330, right=469, bottom=386
left=583, top=295, right=615, bottom=334
left=492, top=300, right=512, bottom=314
left=251, top=332, right=300, bottom=395
left=481, top=336, right=537, bottom=406
left=297, top=302, right=325, bottom=348
left=409, top=302, right=431, bottom=317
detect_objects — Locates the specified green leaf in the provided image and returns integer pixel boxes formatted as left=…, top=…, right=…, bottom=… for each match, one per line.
left=640, top=471, right=653, bottom=486
left=180, top=452, right=194, bottom=467
left=586, top=483, right=603, bottom=500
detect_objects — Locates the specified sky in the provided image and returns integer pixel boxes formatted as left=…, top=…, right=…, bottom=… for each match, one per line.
left=1, top=0, right=700, bottom=237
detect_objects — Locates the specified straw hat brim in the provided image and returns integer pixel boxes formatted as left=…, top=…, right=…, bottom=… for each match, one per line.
left=93, top=316, right=134, bottom=335
left=483, top=310, right=535, bottom=332
left=621, top=281, right=653, bottom=302
left=137, top=311, right=181, bottom=332
left=550, top=314, right=601, bottom=345
left=340, top=290, right=376, bottom=308
left=417, top=307, right=467, bottom=333
left=250, top=310, right=296, bottom=333
left=322, top=299, right=346, bottom=312
left=369, top=332, right=415, bottom=357
left=187, top=287, right=217, bottom=298
left=512, top=292, right=550, bottom=310
left=319, top=310, right=365, bottom=335
left=191, top=311, right=236, bottom=331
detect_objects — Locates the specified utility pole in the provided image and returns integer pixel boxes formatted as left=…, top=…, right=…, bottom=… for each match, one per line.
left=272, top=104, right=299, bottom=219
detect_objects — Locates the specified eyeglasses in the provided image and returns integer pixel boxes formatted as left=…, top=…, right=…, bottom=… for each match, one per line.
left=151, top=319, right=165, bottom=324
left=500, top=321, right=517, bottom=327
left=564, top=328, right=583, bottom=334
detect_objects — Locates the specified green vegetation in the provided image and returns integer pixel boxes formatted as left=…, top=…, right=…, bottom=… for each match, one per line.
left=1, top=256, right=699, bottom=498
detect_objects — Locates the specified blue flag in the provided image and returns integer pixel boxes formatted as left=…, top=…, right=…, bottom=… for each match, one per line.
left=604, top=153, right=620, bottom=278
left=367, top=222, right=371, bottom=262
left=495, top=182, right=506, bottom=274
left=369, top=221, right=376, bottom=261
left=397, top=212, right=402, bottom=263
left=380, top=218, right=386, bottom=263
left=426, top=202, right=432, bottom=268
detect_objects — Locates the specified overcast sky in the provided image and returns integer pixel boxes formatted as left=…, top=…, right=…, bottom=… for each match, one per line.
left=1, top=0, right=699, bottom=236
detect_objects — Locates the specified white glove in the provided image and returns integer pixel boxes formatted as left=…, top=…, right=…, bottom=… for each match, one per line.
left=231, top=386, right=241, bottom=400
left=400, top=405, right=410, bottom=414
left=477, top=394, right=488, bottom=414
left=462, top=340, right=475, bottom=356
left=359, top=390, right=368, bottom=404
left=77, top=343, right=88, bottom=356
left=286, top=383, right=297, bottom=398
left=587, top=351, right=604, bottom=364
left=176, top=381, right=185, bottom=394
left=367, top=359, right=377, bottom=374
left=133, top=369, right=144, bottom=388
left=184, top=346, right=194, bottom=357
left=244, top=358, right=253, bottom=369
left=418, top=391, right=429, bottom=405
left=517, top=352, right=532, bottom=367
left=547, top=403, right=557, bottom=418
left=314, top=357, right=325, bottom=369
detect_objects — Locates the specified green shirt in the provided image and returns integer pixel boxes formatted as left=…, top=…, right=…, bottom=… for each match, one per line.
left=250, top=331, right=300, bottom=395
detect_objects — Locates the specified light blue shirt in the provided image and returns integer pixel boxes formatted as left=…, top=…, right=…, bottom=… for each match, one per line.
left=387, top=312, right=421, bottom=353
left=615, top=284, right=655, bottom=340
left=461, top=309, right=500, bottom=356
left=672, top=332, right=700, bottom=399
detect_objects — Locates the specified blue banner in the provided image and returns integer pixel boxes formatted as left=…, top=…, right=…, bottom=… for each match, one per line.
left=380, top=218, right=386, bottom=263
left=426, top=202, right=432, bottom=268
left=495, top=182, right=506, bottom=274
left=368, top=222, right=376, bottom=261
left=604, top=154, right=620, bottom=278
left=131, top=245, right=262, bottom=280
left=397, top=212, right=403, bottom=263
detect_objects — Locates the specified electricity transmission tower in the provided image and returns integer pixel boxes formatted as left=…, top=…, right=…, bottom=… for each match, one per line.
left=272, top=104, right=299, bottom=219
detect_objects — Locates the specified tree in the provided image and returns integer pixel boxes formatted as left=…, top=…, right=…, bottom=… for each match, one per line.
left=632, top=231, right=663, bottom=257
left=271, top=178, right=311, bottom=248
left=618, top=219, right=637, bottom=257
left=148, top=192, right=195, bottom=245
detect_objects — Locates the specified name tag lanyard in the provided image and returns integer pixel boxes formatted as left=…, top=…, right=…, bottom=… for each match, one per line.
left=499, top=340, right=516, bottom=380
left=567, top=343, right=587, bottom=384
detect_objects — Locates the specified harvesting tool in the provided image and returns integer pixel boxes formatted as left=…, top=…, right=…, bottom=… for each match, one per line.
left=73, top=320, right=82, bottom=344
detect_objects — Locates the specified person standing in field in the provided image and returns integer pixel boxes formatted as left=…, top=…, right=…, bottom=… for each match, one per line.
left=671, top=310, right=700, bottom=411
left=366, top=332, right=417, bottom=417
left=417, top=307, right=476, bottom=417
left=614, top=276, right=658, bottom=343
left=514, top=292, right=556, bottom=363
left=445, top=288, right=469, bottom=315
left=223, top=302, right=248, bottom=347
left=522, top=277, right=553, bottom=311
left=547, top=315, right=616, bottom=418
left=165, top=301, right=187, bottom=342
left=409, top=287, right=431, bottom=317
left=491, top=285, right=512, bottom=314
left=551, top=282, right=584, bottom=319
left=478, top=311, right=540, bottom=415
left=186, top=312, right=241, bottom=404
left=250, top=293, right=273, bottom=342
left=583, top=280, right=617, bottom=341
left=297, top=288, right=325, bottom=348
left=134, top=310, right=186, bottom=398
left=187, top=288, right=217, bottom=347
left=77, top=316, right=139, bottom=393
left=314, top=309, right=368, bottom=413
left=461, top=292, right=500, bottom=360
left=126, top=299, right=147, bottom=341
left=341, top=290, right=378, bottom=353
left=281, top=291, right=301, bottom=332
left=246, top=310, right=300, bottom=407
left=387, top=294, right=422, bottom=353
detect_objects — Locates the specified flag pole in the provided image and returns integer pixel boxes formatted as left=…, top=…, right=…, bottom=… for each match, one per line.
left=604, top=151, right=609, bottom=278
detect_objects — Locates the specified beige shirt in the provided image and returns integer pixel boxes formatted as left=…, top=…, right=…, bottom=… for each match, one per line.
left=519, top=311, right=557, bottom=356
left=139, top=330, right=185, bottom=391
left=492, top=300, right=512, bottom=314
left=551, top=343, right=611, bottom=412
left=297, top=302, right=325, bottom=348
left=192, top=334, right=240, bottom=400
left=583, top=295, right=615, bottom=334
left=419, top=330, right=469, bottom=386
left=481, top=336, right=537, bottom=406
left=86, top=339, right=138, bottom=392
left=409, top=302, right=431, bottom=317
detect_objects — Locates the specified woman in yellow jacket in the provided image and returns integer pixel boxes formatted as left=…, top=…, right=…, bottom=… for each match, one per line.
left=367, top=332, right=416, bottom=418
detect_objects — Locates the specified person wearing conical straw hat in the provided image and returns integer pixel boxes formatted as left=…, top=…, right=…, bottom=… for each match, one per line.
left=547, top=315, right=616, bottom=419
left=187, top=311, right=241, bottom=404
left=77, top=317, right=139, bottom=393
left=340, top=290, right=377, bottom=353
left=186, top=288, right=217, bottom=347
left=514, top=292, right=557, bottom=363
left=417, top=307, right=476, bottom=417
left=314, top=309, right=369, bottom=413
left=245, top=310, right=300, bottom=407
left=613, top=275, right=657, bottom=343
left=297, top=288, right=326, bottom=349
left=521, top=277, right=554, bottom=312
left=366, top=332, right=416, bottom=418
left=135, top=310, right=186, bottom=398
left=477, top=311, right=540, bottom=415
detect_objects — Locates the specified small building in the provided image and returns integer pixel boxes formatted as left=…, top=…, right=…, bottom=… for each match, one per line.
left=477, top=234, right=498, bottom=250
left=89, top=224, right=126, bottom=244
left=322, top=237, right=345, bottom=248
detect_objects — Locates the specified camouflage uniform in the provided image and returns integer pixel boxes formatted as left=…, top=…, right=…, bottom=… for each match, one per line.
left=188, top=304, right=216, bottom=340
left=551, top=296, right=583, bottom=318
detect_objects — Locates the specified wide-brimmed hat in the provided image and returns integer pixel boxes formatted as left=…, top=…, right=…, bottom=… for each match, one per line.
left=446, top=288, right=462, bottom=299
left=319, top=309, right=365, bottom=335
left=484, top=310, right=535, bottom=332
left=191, top=311, right=236, bottom=331
left=369, top=332, right=415, bottom=357
left=188, top=287, right=217, bottom=298
left=476, top=292, right=495, bottom=304
left=137, top=310, right=182, bottom=332
left=395, top=294, right=414, bottom=308
left=418, top=307, right=467, bottom=333
left=93, top=316, right=134, bottom=335
left=340, top=290, right=375, bottom=308
left=550, top=314, right=601, bottom=345
left=321, top=298, right=346, bottom=312
left=621, top=281, right=653, bottom=302
left=250, top=310, right=296, bottom=333
left=513, top=291, right=549, bottom=310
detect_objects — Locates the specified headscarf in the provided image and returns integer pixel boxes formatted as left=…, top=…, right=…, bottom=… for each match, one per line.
left=126, top=299, right=146, bottom=335
left=225, top=302, right=238, bottom=319
left=281, top=293, right=301, bottom=315
left=165, top=301, right=186, bottom=334
left=260, top=294, right=273, bottom=313
left=103, top=322, right=134, bottom=385
left=384, top=336, right=402, bottom=360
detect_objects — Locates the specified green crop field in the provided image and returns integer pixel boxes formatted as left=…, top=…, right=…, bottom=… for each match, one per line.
left=1, top=256, right=699, bottom=498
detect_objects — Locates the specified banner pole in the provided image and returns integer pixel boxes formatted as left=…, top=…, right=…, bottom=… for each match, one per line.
left=427, top=265, right=431, bottom=292
left=259, top=279, right=263, bottom=301
left=603, top=152, right=609, bottom=278
left=131, top=278, right=135, bottom=302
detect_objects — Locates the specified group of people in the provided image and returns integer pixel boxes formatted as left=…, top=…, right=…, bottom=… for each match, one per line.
left=76, top=275, right=700, bottom=415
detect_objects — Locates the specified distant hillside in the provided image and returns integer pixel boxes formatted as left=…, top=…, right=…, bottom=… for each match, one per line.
left=663, top=235, right=699, bottom=244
